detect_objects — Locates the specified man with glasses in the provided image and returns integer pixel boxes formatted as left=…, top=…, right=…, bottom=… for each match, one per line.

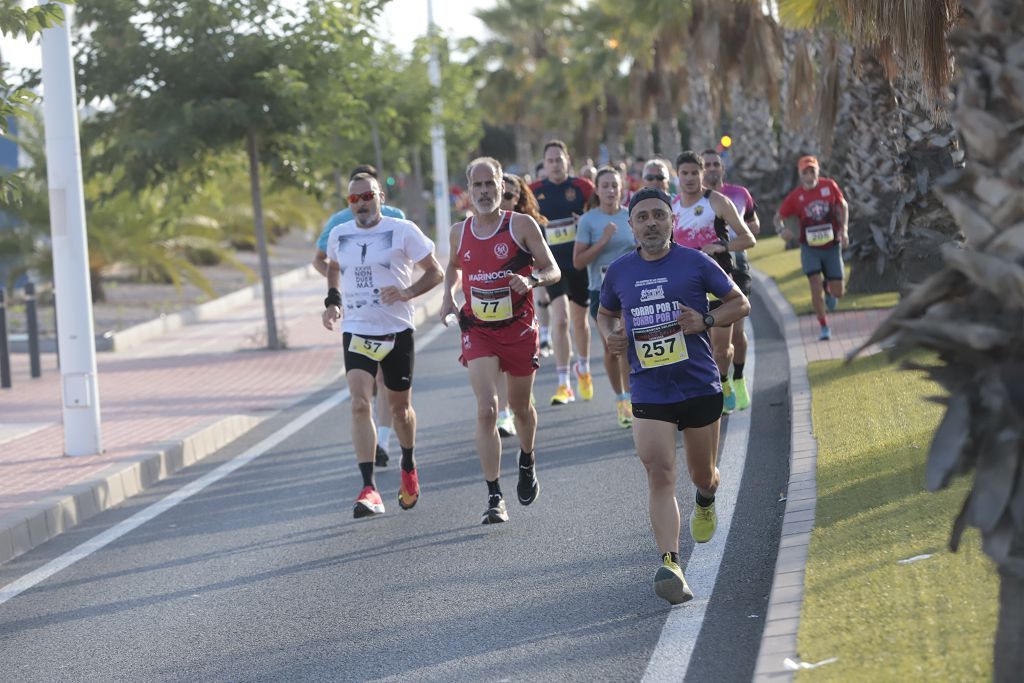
left=322, top=173, right=444, bottom=518
left=597, top=187, right=749, bottom=603
left=312, top=164, right=407, bottom=467
left=642, top=158, right=673, bottom=195
left=529, top=140, right=595, bottom=406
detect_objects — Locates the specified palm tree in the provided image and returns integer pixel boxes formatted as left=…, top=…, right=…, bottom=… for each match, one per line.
left=792, top=1, right=1023, bottom=677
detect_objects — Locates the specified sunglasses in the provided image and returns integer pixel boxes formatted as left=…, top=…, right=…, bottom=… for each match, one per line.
left=644, top=174, right=666, bottom=182
left=347, top=191, right=377, bottom=203
left=502, top=192, right=517, bottom=200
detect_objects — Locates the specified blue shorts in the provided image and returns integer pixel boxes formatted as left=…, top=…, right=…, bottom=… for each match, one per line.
left=800, top=243, right=844, bottom=281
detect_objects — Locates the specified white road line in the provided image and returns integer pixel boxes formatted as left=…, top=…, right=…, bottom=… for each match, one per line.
left=0, top=321, right=448, bottom=607
left=642, top=324, right=756, bottom=682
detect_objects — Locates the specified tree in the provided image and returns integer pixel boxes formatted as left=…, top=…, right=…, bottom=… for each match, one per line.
left=74, top=0, right=384, bottom=349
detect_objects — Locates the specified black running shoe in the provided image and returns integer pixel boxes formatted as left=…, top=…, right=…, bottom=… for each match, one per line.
left=481, top=494, right=509, bottom=524
left=375, top=444, right=389, bottom=467
left=517, top=460, right=540, bottom=506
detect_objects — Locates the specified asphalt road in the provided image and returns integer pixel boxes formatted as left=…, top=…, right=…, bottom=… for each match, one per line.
left=0, top=295, right=790, bottom=682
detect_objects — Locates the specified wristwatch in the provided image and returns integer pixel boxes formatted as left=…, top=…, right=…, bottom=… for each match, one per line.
left=528, top=274, right=541, bottom=288
left=703, top=312, right=716, bottom=330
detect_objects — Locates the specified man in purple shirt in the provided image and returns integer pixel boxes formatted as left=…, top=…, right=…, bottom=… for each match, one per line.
left=702, top=149, right=760, bottom=412
left=597, top=187, right=750, bottom=605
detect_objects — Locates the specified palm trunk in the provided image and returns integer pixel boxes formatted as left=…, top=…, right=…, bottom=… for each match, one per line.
left=726, top=76, right=779, bottom=202
left=684, top=60, right=715, bottom=151
left=513, top=123, right=532, bottom=177
left=605, top=92, right=627, bottom=164
left=246, top=129, right=280, bottom=350
left=632, top=120, right=654, bottom=161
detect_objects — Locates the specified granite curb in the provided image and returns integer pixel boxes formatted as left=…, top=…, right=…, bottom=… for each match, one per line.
left=750, top=266, right=817, bottom=681
left=0, top=283, right=445, bottom=567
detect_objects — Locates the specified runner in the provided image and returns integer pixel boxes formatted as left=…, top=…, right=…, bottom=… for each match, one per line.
left=642, top=158, right=672, bottom=194
left=573, top=166, right=636, bottom=428
left=776, top=155, right=849, bottom=340
left=313, top=164, right=405, bottom=467
left=672, top=150, right=756, bottom=415
left=440, top=157, right=561, bottom=524
left=702, top=149, right=760, bottom=411
left=530, top=140, right=595, bottom=405
left=322, top=173, right=444, bottom=518
left=598, top=187, right=750, bottom=604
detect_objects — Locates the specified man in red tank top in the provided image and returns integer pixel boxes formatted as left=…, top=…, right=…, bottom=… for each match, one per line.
left=441, top=157, right=561, bottom=525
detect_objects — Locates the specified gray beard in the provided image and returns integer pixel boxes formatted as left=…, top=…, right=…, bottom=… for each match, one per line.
left=640, top=237, right=671, bottom=255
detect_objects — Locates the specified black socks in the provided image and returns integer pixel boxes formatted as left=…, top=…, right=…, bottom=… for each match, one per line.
left=487, top=478, right=501, bottom=497
left=733, top=362, right=745, bottom=380
left=696, top=490, right=715, bottom=508
left=358, top=461, right=375, bottom=489
left=519, top=449, right=534, bottom=468
left=401, top=446, right=415, bottom=473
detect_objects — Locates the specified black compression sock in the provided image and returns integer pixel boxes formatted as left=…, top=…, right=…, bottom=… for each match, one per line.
left=518, top=449, right=534, bottom=468
left=486, top=478, right=502, bottom=497
left=720, top=374, right=729, bottom=385
left=696, top=490, right=715, bottom=508
left=733, top=363, right=745, bottom=379
left=358, top=461, right=375, bottom=489
left=668, top=551, right=679, bottom=565
left=401, top=446, right=415, bottom=473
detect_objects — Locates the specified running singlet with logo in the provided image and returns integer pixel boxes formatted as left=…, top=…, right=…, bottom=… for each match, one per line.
left=458, top=211, right=535, bottom=326
left=529, top=177, right=594, bottom=265
left=778, top=178, right=845, bottom=248
left=719, top=182, right=757, bottom=267
left=325, top=215, right=434, bottom=336
left=671, top=190, right=733, bottom=273
left=600, top=244, right=734, bottom=404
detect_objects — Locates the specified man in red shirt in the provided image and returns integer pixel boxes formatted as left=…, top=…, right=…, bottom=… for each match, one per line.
left=775, top=156, right=849, bottom=340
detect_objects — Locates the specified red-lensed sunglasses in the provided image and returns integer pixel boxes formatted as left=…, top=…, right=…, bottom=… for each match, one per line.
left=347, top=191, right=377, bottom=204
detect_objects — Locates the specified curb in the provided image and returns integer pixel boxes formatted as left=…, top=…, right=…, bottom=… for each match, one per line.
left=104, top=264, right=319, bottom=352
left=0, top=276, right=446, bottom=568
left=750, top=267, right=818, bottom=681
left=0, top=414, right=262, bottom=566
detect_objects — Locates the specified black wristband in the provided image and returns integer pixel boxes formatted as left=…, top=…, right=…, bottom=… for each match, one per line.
left=529, top=274, right=541, bottom=288
left=324, top=288, right=342, bottom=309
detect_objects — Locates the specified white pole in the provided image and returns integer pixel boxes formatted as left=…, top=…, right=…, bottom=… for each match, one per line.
left=40, top=3, right=102, bottom=456
left=427, top=0, right=451, bottom=257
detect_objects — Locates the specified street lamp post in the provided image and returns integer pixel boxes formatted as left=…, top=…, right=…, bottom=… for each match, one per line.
left=426, top=0, right=451, bottom=257
left=41, top=3, right=102, bottom=456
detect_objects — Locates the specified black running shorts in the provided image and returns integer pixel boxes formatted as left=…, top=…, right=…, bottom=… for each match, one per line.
left=342, top=328, right=415, bottom=391
left=545, top=264, right=590, bottom=308
left=632, top=393, right=724, bottom=431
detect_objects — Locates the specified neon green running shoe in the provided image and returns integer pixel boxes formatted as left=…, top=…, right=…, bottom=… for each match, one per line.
left=690, top=501, right=717, bottom=543
left=734, top=377, right=750, bottom=410
left=654, top=553, right=693, bottom=605
left=722, top=378, right=735, bottom=414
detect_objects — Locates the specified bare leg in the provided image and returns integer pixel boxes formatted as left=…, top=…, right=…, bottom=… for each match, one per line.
left=808, top=273, right=826, bottom=321
left=549, top=294, right=572, bottom=370
left=731, top=318, right=748, bottom=366
left=633, top=418, right=681, bottom=554
left=346, top=369, right=377, bottom=464
left=507, top=372, right=538, bottom=454
left=385, top=386, right=415, bottom=449
left=467, top=356, right=502, bottom=481
left=710, top=324, right=734, bottom=379
left=569, top=301, right=590, bottom=369
left=682, top=421, right=722, bottom=499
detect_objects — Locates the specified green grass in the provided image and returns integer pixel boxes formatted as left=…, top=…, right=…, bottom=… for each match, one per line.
left=796, top=353, right=998, bottom=681
left=748, top=235, right=899, bottom=314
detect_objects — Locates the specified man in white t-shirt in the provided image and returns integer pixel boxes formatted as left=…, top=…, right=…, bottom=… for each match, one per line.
left=322, top=173, right=444, bottom=518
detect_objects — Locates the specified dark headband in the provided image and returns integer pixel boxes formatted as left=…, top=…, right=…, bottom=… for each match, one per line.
left=628, top=187, right=673, bottom=214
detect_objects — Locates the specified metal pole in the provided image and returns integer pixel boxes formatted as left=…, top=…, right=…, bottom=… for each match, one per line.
left=41, top=3, right=103, bottom=455
left=0, top=288, right=11, bottom=389
left=427, top=0, right=451, bottom=257
left=25, top=281, right=41, bottom=378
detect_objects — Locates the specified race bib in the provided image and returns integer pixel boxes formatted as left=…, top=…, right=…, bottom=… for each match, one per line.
left=632, top=321, right=688, bottom=369
left=348, top=334, right=395, bottom=361
left=470, top=286, right=513, bottom=321
left=805, top=223, right=835, bottom=247
left=545, top=219, right=577, bottom=246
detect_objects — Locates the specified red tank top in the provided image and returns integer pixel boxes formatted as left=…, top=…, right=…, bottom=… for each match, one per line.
left=458, top=210, right=535, bottom=326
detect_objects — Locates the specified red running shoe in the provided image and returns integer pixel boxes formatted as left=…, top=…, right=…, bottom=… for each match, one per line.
left=353, top=486, right=385, bottom=518
left=398, top=468, right=420, bottom=510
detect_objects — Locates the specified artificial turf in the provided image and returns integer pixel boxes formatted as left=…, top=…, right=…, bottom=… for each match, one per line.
left=748, top=235, right=899, bottom=315
left=795, top=352, right=998, bottom=681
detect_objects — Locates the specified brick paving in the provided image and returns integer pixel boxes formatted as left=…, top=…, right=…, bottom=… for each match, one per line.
left=797, top=307, right=893, bottom=363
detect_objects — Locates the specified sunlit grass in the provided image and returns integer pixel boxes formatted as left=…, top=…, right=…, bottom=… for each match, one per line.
left=795, top=353, right=997, bottom=681
left=748, top=235, right=899, bottom=314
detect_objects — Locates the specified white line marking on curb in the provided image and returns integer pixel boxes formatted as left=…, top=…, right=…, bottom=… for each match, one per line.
left=642, top=324, right=756, bottom=681
left=0, top=321, right=449, bottom=607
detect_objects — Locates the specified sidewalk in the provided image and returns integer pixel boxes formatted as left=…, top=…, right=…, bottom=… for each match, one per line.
left=0, top=267, right=443, bottom=565
left=751, top=267, right=893, bottom=680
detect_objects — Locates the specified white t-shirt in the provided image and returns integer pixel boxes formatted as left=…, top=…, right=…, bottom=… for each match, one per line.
left=325, top=215, right=435, bottom=335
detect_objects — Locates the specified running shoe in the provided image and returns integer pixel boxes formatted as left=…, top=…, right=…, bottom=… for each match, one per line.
left=539, top=338, right=553, bottom=358
left=734, top=377, right=750, bottom=411
left=517, top=458, right=540, bottom=506
left=690, top=501, right=717, bottom=543
left=819, top=325, right=832, bottom=341
left=550, top=384, right=575, bottom=405
left=398, top=468, right=419, bottom=510
left=375, top=444, right=389, bottom=467
left=575, top=366, right=594, bottom=401
left=616, top=399, right=633, bottom=428
left=825, top=292, right=838, bottom=312
left=654, top=553, right=694, bottom=605
left=722, top=379, right=736, bottom=415
left=497, top=413, right=517, bottom=438
left=482, top=494, right=509, bottom=524
left=353, top=486, right=385, bottom=518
